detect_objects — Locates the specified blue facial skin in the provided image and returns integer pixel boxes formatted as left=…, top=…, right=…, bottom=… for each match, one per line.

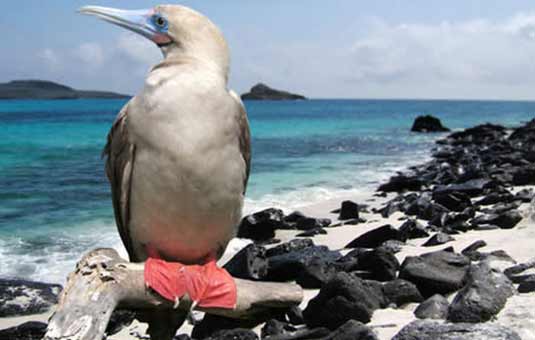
left=151, top=13, right=169, bottom=33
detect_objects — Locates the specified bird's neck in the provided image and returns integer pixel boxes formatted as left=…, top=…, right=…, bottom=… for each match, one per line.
left=157, top=47, right=230, bottom=83
left=146, top=55, right=228, bottom=91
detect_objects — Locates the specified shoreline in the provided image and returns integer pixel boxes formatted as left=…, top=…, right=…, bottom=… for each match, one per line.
left=2, top=118, right=535, bottom=339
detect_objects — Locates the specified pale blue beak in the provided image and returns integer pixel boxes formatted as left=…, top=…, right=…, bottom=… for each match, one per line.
left=79, top=6, right=171, bottom=45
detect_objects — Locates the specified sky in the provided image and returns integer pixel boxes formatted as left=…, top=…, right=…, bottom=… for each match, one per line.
left=2, top=1, right=535, bottom=99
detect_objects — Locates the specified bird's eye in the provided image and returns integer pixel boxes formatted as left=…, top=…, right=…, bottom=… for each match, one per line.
left=152, top=14, right=168, bottom=30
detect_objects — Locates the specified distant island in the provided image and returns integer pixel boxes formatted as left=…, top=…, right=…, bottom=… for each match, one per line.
left=0, top=80, right=130, bottom=100
left=241, top=83, right=306, bottom=101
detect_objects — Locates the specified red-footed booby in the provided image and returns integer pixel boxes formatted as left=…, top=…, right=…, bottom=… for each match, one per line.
left=79, top=4, right=251, bottom=317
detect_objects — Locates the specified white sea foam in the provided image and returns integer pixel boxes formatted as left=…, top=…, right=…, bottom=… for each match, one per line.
left=0, top=220, right=122, bottom=284
left=243, top=147, right=432, bottom=215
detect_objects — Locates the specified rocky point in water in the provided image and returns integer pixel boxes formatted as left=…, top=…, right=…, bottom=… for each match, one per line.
left=411, top=115, right=450, bottom=133
left=241, top=83, right=306, bottom=100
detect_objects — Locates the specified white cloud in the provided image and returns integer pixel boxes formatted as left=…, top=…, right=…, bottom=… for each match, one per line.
left=346, top=14, right=535, bottom=86
left=38, top=48, right=61, bottom=71
left=117, top=33, right=161, bottom=65
left=74, top=42, right=105, bottom=68
left=28, top=35, right=162, bottom=93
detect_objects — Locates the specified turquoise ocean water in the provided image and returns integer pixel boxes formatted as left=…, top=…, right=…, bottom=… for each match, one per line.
left=1, top=98, right=535, bottom=283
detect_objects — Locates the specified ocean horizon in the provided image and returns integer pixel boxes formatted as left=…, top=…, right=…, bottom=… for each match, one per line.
left=1, top=98, right=535, bottom=284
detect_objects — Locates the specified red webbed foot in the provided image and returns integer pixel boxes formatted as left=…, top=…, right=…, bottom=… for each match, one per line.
left=144, top=258, right=237, bottom=310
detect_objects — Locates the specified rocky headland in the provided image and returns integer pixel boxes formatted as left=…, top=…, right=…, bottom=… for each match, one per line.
left=241, top=83, right=306, bottom=101
left=0, top=80, right=130, bottom=100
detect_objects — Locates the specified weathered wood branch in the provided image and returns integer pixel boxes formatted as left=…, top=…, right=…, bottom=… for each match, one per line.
left=44, top=248, right=303, bottom=340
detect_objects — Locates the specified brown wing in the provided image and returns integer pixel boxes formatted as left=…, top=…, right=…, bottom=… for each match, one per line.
left=231, top=91, right=251, bottom=193
left=102, top=102, right=139, bottom=262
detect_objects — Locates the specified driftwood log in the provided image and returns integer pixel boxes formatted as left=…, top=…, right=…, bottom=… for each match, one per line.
left=44, top=248, right=303, bottom=340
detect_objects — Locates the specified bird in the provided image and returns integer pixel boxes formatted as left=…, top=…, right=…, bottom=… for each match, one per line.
left=79, top=5, right=250, bottom=336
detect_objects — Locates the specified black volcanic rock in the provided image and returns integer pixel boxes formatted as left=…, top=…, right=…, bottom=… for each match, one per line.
left=399, top=219, right=429, bottom=240
left=377, top=119, right=535, bottom=202
left=380, top=240, right=405, bottom=254
left=471, top=210, right=523, bottom=229
left=261, top=319, right=297, bottom=338
left=0, top=321, right=47, bottom=340
left=237, top=208, right=288, bottom=242
left=518, top=276, right=535, bottom=293
left=294, top=217, right=331, bottom=231
left=337, top=200, right=361, bottom=220
left=295, top=256, right=339, bottom=288
left=337, top=248, right=400, bottom=282
left=432, top=192, right=472, bottom=212
left=0, top=79, right=129, bottom=100
left=334, top=249, right=364, bottom=272
left=483, top=201, right=521, bottom=215
left=422, top=233, right=455, bottom=247
left=262, top=328, right=331, bottom=340
left=296, top=227, right=327, bottom=237
left=0, top=279, right=62, bottom=317
left=266, top=244, right=341, bottom=284
left=107, top=310, right=136, bottom=336
left=414, top=294, right=449, bottom=320
left=323, top=320, right=378, bottom=340
left=303, top=272, right=383, bottom=329
left=241, top=83, right=306, bottom=100
left=345, top=225, right=403, bottom=249
left=192, top=315, right=261, bottom=339
left=433, top=178, right=494, bottom=198
left=475, top=192, right=514, bottom=206
left=204, top=328, right=259, bottom=340
left=393, top=320, right=521, bottom=340
left=514, top=188, right=534, bottom=202
left=448, top=263, right=515, bottom=323
left=265, top=238, right=314, bottom=257
left=512, top=166, right=535, bottom=185
left=376, top=201, right=401, bottom=217
left=224, top=244, right=268, bottom=280
left=398, top=250, right=470, bottom=298
left=405, top=194, right=448, bottom=221
left=461, top=240, right=487, bottom=260
left=383, top=279, right=423, bottom=307
left=356, top=248, right=400, bottom=282
left=504, top=259, right=535, bottom=277
left=377, top=175, right=424, bottom=193
left=448, top=123, right=506, bottom=143
left=280, top=211, right=331, bottom=230
left=174, top=335, right=192, bottom=340
left=286, top=306, right=305, bottom=325
left=411, top=115, right=450, bottom=133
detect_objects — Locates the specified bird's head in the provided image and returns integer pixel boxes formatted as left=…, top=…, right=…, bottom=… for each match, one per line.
left=79, top=5, right=229, bottom=75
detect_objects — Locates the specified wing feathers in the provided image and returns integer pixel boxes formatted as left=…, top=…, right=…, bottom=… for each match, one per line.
left=103, top=102, right=139, bottom=262
left=230, top=90, right=251, bottom=193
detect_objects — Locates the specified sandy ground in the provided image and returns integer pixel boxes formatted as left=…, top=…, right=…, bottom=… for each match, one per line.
left=1, top=188, right=534, bottom=339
